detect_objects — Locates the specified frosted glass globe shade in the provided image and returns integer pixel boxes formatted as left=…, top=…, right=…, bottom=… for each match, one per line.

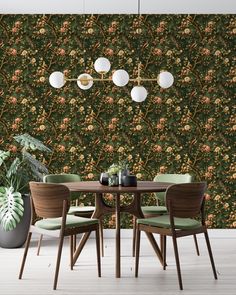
left=49, top=71, right=65, bottom=88
left=112, top=70, right=129, bottom=87
left=94, top=57, right=111, bottom=74
left=158, top=71, right=174, bottom=89
left=131, top=86, right=147, bottom=102
left=77, top=73, right=93, bottom=90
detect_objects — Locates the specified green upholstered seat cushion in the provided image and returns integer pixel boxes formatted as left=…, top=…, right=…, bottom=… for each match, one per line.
left=68, top=206, right=95, bottom=215
left=137, top=215, right=201, bottom=230
left=35, top=215, right=98, bottom=230
left=141, top=205, right=167, bottom=214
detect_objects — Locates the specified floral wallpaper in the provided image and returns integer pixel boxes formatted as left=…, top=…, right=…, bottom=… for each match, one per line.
left=0, top=15, right=235, bottom=228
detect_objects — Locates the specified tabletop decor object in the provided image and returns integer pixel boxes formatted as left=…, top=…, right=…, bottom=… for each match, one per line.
left=122, top=175, right=137, bottom=187
left=108, top=174, right=119, bottom=187
left=107, top=163, right=120, bottom=187
left=118, top=160, right=130, bottom=186
left=99, top=172, right=109, bottom=186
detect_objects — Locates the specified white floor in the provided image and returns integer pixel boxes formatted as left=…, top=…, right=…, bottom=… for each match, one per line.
left=0, top=230, right=235, bottom=295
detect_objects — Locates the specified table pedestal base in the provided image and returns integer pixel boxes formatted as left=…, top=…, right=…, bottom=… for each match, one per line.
left=72, top=192, right=164, bottom=277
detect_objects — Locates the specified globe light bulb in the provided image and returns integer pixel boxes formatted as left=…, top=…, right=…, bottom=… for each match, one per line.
left=157, top=71, right=174, bottom=89
left=49, top=71, right=65, bottom=88
left=131, top=86, right=147, bottom=102
left=94, top=57, right=111, bottom=74
left=112, top=69, right=129, bottom=87
left=77, top=73, right=93, bottom=90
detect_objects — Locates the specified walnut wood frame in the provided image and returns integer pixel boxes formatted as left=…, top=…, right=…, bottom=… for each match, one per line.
left=18, top=182, right=101, bottom=290
left=134, top=182, right=218, bottom=290
left=62, top=180, right=172, bottom=278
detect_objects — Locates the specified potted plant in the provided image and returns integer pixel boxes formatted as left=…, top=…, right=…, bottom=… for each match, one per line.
left=106, top=162, right=130, bottom=186
left=107, top=163, right=120, bottom=176
left=0, top=133, right=51, bottom=248
left=107, top=163, right=120, bottom=186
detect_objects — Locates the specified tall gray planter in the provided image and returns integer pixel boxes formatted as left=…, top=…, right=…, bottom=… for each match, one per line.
left=0, top=194, right=31, bottom=248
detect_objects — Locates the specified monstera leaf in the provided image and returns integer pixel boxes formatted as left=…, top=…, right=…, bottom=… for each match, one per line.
left=0, top=187, right=24, bottom=231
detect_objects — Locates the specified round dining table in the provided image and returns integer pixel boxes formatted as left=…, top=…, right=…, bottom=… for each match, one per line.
left=62, top=180, right=172, bottom=278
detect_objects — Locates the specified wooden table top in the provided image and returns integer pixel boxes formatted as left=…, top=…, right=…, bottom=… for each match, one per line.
left=62, top=181, right=172, bottom=193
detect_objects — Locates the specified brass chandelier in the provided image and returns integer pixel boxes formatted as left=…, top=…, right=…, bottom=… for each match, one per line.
left=49, top=0, right=174, bottom=102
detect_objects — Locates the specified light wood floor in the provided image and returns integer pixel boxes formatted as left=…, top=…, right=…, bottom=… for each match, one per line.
left=0, top=231, right=235, bottom=295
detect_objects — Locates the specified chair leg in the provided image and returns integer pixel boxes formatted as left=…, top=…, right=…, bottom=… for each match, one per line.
left=19, top=232, right=32, bottom=279
left=95, top=227, right=101, bottom=277
left=53, top=234, right=65, bottom=290
left=204, top=231, right=218, bottom=280
left=163, top=235, right=167, bottom=270
left=160, top=235, right=163, bottom=254
left=132, top=216, right=137, bottom=257
left=193, top=234, right=200, bottom=256
left=172, top=235, right=183, bottom=290
left=73, top=235, right=76, bottom=253
left=36, top=234, right=43, bottom=256
left=135, top=228, right=141, bottom=277
left=160, top=235, right=168, bottom=268
left=99, top=219, right=104, bottom=257
left=69, top=236, right=74, bottom=270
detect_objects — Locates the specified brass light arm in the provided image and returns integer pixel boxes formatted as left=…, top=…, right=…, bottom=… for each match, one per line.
left=129, top=78, right=158, bottom=83
left=66, top=77, right=158, bottom=83
left=129, top=63, right=158, bottom=84
left=65, top=77, right=112, bottom=82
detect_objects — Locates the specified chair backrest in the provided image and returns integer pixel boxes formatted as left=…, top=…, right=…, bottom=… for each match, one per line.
left=43, top=174, right=81, bottom=183
left=165, top=182, right=207, bottom=218
left=43, top=174, right=81, bottom=201
left=29, top=182, right=70, bottom=218
left=153, top=173, right=193, bottom=203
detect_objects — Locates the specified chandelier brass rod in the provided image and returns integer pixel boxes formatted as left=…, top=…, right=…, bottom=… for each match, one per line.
left=130, top=78, right=158, bottom=82
left=66, top=77, right=158, bottom=83
left=65, top=78, right=111, bottom=82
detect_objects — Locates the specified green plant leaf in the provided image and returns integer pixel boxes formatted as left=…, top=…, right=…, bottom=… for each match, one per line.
left=0, top=187, right=24, bottom=231
left=6, top=157, right=21, bottom=179
left=0, top=150, right=10, bottom=166
left=14, top=133, right=51, bottom=153
left=23, top=151, right=49, bottom=181
left=107, top=163, right=120, bottom=175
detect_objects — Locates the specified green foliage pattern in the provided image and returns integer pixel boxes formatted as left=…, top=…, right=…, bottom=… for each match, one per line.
left=0, top=15, right=235, bottom=228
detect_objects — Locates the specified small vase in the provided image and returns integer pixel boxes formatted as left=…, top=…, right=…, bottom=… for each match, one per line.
left=108, top=174, right=119, bottom=186
left=99, top=172, right=109, bottom=185
left=118, top=169, right=130, bottom=186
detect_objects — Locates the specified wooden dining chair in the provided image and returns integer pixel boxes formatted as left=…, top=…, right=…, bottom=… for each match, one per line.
left=132, top=174, right=200, bottom=257
left=19, top=182, right=101, bottom=290
left=36, top=174, right=104, bottom=257
left=135, top=182, right=217, bottom=290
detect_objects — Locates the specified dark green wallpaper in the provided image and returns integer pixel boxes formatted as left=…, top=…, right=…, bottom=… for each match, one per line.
left=0, top=15, right=235, bottom=228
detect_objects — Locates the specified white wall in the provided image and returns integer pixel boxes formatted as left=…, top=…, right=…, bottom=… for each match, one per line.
left=0, top=0, right=236, bottom=14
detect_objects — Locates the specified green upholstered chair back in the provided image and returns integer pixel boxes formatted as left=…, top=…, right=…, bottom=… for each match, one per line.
left=43, top=174, right=81, bottom=201
left=165, top=182, right=206, bottom=218
left=153, top=173, right=193, bottom=203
